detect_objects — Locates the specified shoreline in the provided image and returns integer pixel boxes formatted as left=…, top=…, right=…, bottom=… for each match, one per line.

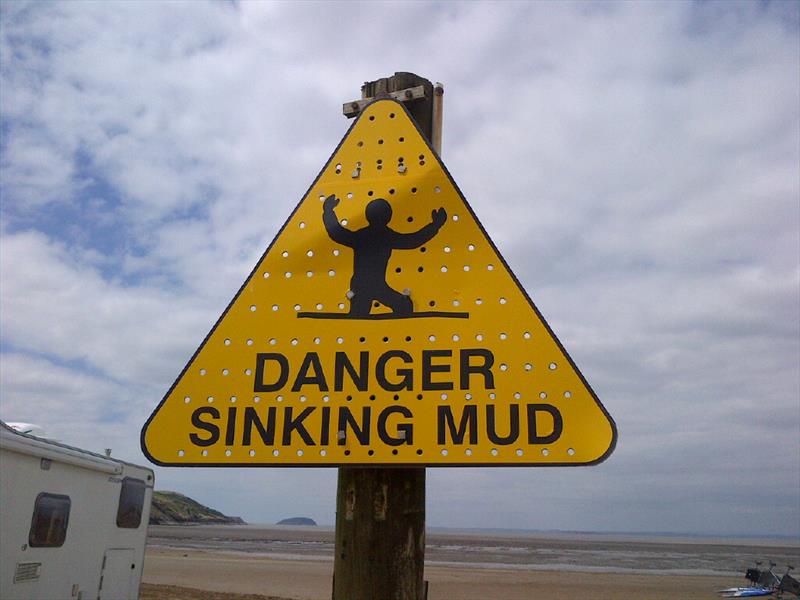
left=142, top=547, right=740, bottom=600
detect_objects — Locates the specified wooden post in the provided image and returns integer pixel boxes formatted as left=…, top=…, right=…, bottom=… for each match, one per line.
left=332, top=72, right=440, bottom=600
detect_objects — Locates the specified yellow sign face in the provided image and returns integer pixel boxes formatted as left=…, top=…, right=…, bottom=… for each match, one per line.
left=141, top=99, right=616, bottom=467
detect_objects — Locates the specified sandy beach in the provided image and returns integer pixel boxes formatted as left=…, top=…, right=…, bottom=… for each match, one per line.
left=142, top=546, right=739, bottom=600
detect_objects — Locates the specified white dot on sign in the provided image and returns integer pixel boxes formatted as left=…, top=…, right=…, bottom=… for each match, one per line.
left=297, top=450, right=304, bottom=457
left=465, top=393, right=472, bottom=400
left=316, top=303, right=323, bottom=310
left=269, top=338, right=277, bottom=345
left=314, top=337, right=321, bottom=344
left=184, top=396, right=191, bottom=404
left=341, top=219, right=348, bottom=226
left=452, top=214, right=459, bottom=221
left=452, top=334, right=460, bottom=342
left=441, top=393, right=448, bottom=400
left=299, top=222, right=306, bottom=229
left=273, top=450, right=280, bottom=457
left=434, top=186, right=441, bottom=193
left=247, top=339, right=253, bottom=346
left=428, top=335, right=436, bottom=342
left=263, top=272, right=270, bottom=278
left=468, top=244, right=475, bottom=251
left=337, top=337, right=344, bottom=344
left=465, top=448, right=473, bottom=456
left=489, top=392, right=496, bottom=400
left=253, top=396, right=261, bottom=403
left=272, top=305, right=279, bottom=312
left=224, top=449, right=232, bottom=457
left=307, top=250, right=314, bottom=257
left=567, top=448, right=575, bottom=456
left=500, top=364, right=508, bottom=371
left=542, top=448, right=550, bottom=457
left=476, top=334, right=484, bottom=341
left=178, top=450, right=185, bottom=457
left=475, top=298, right=483, bottom=305
left=201, top=450, right=208, bottom=457
left=277, top=395, right=283, bottom=402
left=516, top=449, right=523, bottom=457
left=549, top=362, right=557, bottom=370
left=307, top=271, right=313, bottom=278
left=499, top=297, right=507, bottom=305
left=491, top=448, right=498, bottom=456
left=514, top=392, right=521, bottom=399
left=300, top=395, right=307, bottom=403
left=539, top=392, right=547, bottom=399
left=487, top=264, right=494, bottom=271
left=285, top=272, right=292, bottom=278
left=463, top=265, right=470, bottom=272
left=329, top=270, right=335, bottom=277
left=564, top=391, right=572, bottom=398
left=320, top=449, right=327, bottom=457
left=319, top=195, right=325, bottom=201
left=338, top=303, right=345, bottom=309
left=333, top=249, right=340, bottom=256
left=524, top=363, right=533, bottom=371
left=453, top=300, right=460, bottom=307
left=250, top=305, right=256, bottom=312
left=291, top=338, right=298, bottom=346
left=500, top=333, right=507, bottom=340
left=207, top=396, right=214, bottom=403
left=347, top=192, right=353, bottom=199
left=323, top=395, right=330, bottom=402
left=523, top=331, right=531, bottom=339
left=249, top=450, right=256, bottom=457
left=224, top=338, right=231, bottom=346
left=441, top=449, right=448, bottom=456
left=444, top=246, right=451, bottom=253
left=230, top=396, right=237, bottom=403
left=222, top=369, right=229, bottom=376
left=441, top=266, right=448, bottom=273
left=282, top=251, right=289, bottom=258
left=294, top=304, right=301, bottom=311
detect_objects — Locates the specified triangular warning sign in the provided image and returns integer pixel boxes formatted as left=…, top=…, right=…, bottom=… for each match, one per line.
left=141, top=99, right=616, bottom=467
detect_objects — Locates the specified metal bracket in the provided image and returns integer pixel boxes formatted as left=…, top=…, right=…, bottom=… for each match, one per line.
left=342, top=85, right=426, bottom=118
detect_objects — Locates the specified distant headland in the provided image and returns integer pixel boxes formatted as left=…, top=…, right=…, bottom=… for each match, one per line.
left=276, top=517, right=317, bottom=526
left=149, top=491, right=245, bottom=525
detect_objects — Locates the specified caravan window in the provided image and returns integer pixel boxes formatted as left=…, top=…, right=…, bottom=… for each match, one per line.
left=29, top=493, right=70, bottom=547
left=116, top=477, right=145, bottom=528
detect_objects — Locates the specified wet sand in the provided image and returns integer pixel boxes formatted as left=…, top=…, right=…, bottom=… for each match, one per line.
left=142, top=547, right=735, bottom=600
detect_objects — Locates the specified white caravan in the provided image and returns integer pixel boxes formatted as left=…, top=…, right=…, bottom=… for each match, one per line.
left=0, top=421, right=154, bottom=600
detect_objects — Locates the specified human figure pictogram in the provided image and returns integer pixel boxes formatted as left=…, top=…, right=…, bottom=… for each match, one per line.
left=323, top=195, right=447, bottom=316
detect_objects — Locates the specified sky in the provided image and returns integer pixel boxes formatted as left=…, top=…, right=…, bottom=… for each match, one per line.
left=1, top=0, right=798, bottom=537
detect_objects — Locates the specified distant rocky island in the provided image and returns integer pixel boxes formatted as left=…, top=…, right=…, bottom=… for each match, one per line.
left=276, top=517, right=317, bottom=526
left=149, top=491, right=245, bottom=525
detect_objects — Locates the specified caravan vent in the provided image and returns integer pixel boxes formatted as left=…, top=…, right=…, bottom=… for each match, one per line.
left=14, top=562, right=41, bottom=582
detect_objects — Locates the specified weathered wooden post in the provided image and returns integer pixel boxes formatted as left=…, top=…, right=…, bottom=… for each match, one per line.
left=333, top=71, right=441, bottom=600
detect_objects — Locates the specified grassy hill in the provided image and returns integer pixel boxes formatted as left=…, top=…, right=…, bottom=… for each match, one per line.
left=149, top=491, right=245, bottom=525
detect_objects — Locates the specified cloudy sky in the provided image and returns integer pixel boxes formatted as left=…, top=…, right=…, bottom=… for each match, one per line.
left=1, top=1, right=798, bottom=536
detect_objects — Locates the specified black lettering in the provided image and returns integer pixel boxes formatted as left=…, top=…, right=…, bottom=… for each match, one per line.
left=225, top=407, right=237, bottom=446
left=189, top=407, right=220, bottom=447
left=437, top=405, right=478, bottom=445
left=320, top=406, right=331, bottom=446
left=423, top=350, right=453, bottom=391
left=291, top=352, right=329, bottom=391
left=376, top=350, right=413, bottom=391
left=282, top=407, right=316, bottom=445
left=334, top=351, right=368, bottom=391
left=337, top=406, right=371, bottom=445
left=377, top=405, right=413, bottom=445
left=254, top=353, right=289, bottom=392
left=459, top=348, right=495, bottom=390
left=527, top=404, right=563, bottom=444
left=242, top=406, right=275, bottom=445
left=486, top=404, right=519, bottom=445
